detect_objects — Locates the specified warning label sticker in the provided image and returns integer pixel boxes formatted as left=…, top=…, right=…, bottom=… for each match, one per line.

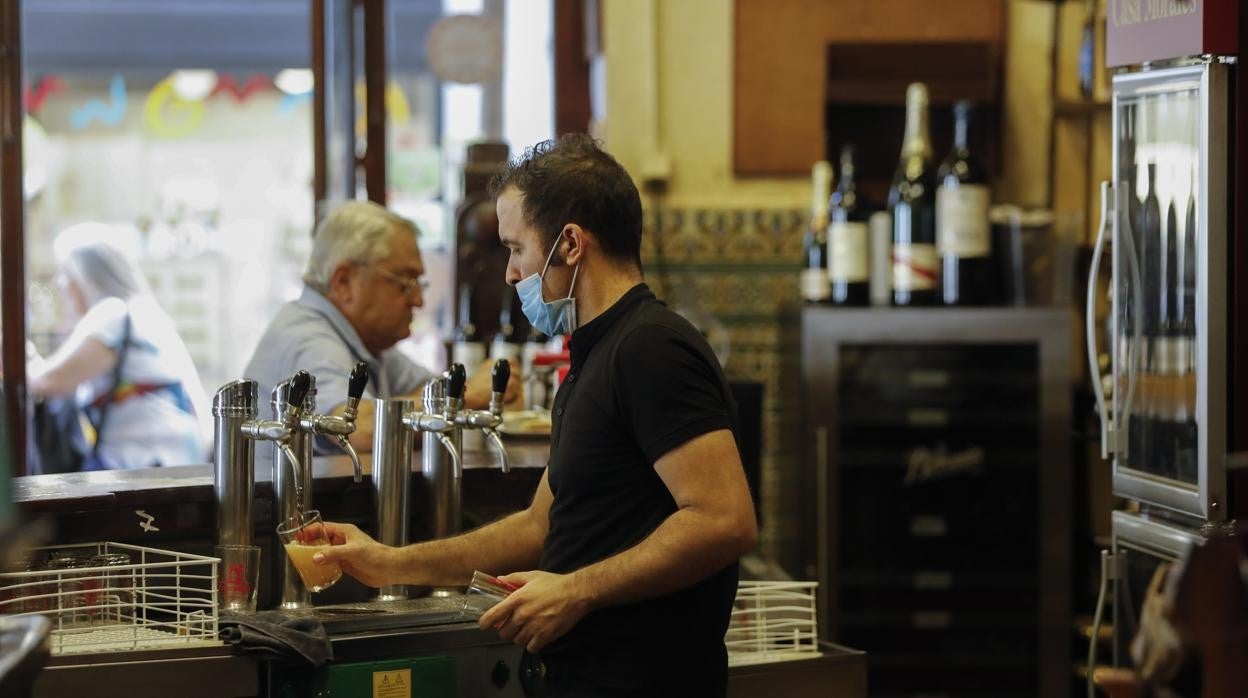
left=372, top=668, right=412, bottom=698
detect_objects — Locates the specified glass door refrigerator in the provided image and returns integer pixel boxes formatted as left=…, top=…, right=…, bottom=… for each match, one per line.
left=1087, top=54, right=1247, bottom=682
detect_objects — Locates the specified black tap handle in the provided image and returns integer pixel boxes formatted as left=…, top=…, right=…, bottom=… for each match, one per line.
left=492, top=359, right=510, bottom=394
left=447, top=363, right=467, bottom=400
left=347, top=361, right=369, bottom=400
left=288, top=370, right=311, bottom=408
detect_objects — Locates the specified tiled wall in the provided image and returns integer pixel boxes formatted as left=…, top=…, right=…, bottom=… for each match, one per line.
left=640, top=205, right=808, bottom=575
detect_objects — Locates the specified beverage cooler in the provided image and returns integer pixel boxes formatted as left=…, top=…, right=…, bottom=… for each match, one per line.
left=1087, top=53, right=1248, bottom=679
left=1089, top=59, right=1242, bottom=519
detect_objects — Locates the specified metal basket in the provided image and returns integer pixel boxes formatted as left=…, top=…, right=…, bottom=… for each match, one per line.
left=0, top=542, right=221, bottom=655
left=725, top=580, right=820, bottom=666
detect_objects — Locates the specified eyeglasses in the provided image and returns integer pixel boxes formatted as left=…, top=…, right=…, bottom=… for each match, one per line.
left=367, top=265, right=429, bottom=296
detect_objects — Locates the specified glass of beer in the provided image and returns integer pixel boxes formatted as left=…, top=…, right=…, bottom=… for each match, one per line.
left=276, top=510, right=342, bottom=592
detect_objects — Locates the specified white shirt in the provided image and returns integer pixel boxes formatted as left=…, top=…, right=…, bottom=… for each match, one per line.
left=75, top=295, right=209, bottom=469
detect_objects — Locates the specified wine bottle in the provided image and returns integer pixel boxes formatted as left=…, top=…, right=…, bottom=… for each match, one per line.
left=1176, top=159, right=1198, bottom=482
left=1141, top=162, right=1162, bottom=369
left=801, top=161, right=833, bottom=304
left=490, top=288, right=523, bottom=363
left=937, top=101, right=994, bottom=306
left=452, top=283, right=486, bottom=374
left=890, top=83, right=938, bottom=306
left=829, top=145, right=870, bottom=306
left=1137, top=160, right=1162, bottom=476
left=1158, top=190, right=1182, bottom=481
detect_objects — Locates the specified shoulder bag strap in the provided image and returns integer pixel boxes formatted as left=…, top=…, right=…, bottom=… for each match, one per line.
left=92, top=312, right=132, bottom=459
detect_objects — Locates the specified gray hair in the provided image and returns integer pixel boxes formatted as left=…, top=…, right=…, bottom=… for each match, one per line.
left=58, top=236, right=153, bottom=307
left=303, top=201, right=419, bottom=291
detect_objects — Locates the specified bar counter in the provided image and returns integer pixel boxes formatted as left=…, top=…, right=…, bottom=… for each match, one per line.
left=13, top=440, right=553, bottom=513
left=32, top=620, right=865, bottom=697
left=13, top=438, right=866, bottom=696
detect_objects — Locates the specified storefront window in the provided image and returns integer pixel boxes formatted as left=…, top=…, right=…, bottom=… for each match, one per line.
left=14, top=0, right=551, bottom=473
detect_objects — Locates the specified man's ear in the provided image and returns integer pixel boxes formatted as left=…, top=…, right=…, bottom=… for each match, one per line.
left=327, top=261, right=357, bottom=304
left=561, top=224, right=588, bottom=266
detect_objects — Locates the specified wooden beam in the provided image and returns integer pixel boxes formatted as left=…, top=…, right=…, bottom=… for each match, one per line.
left=0, top=0, right=26, bottom=475
left=554, top=0, right=592, bottom=136
left=362, top=0, right=387, bottom=204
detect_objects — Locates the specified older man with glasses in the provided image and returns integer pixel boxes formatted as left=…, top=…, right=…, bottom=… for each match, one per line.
left=245, top=200, right=518, bottom=452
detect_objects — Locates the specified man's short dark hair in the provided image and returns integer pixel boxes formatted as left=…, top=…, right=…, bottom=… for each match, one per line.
left=489, top=133, right=643, bottom=267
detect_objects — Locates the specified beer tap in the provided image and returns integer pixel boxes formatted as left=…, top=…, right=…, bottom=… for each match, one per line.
left=241, top=370, right=313, bottom=507
left=404, top=363, right=467, bottom=480
left=457, top=359, right=512, bottom=472
left=298, top=361, right=370, bottom=482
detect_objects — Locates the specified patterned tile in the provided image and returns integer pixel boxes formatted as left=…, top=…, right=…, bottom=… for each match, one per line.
left=642, top=205, right=808, bottom=575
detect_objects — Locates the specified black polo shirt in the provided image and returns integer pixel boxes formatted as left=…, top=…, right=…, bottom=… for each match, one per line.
left=537, top=283, right=741, bottom=696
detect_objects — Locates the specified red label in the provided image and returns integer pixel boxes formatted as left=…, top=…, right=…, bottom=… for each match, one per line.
left=1107, top=0, right=1239, bottom=67
left=221, top=562, right=252, bottom=596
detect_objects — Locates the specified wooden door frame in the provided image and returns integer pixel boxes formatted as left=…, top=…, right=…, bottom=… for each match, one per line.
left=1, top=0, right=26, bottom=476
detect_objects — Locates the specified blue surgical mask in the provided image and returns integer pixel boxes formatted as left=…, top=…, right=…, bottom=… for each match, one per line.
left=517, top=238, right=580, bottom=336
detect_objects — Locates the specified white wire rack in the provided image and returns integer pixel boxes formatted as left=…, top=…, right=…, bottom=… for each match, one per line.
left=725, top=580, right=820, bottom=666
left=0, top=542, right=221, bottom=655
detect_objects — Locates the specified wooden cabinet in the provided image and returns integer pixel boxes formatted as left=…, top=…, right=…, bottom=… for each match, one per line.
left=734, top=0, right=1004, bottom=177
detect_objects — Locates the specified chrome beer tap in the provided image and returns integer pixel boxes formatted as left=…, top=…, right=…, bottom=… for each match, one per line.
left=213, top=379, right=261, bottom=551
left=241, top=371, right=313, bottom=501
left=456, top=360, right=512, bottom=473
left=298, top=362, right=370, bottom=483
left=243, top=371, right=315, bottom=610
left=366, top=362, right=511, bottom=599
left=405, top=363, right=467, bottom=537
left=368, top=365, right=466, bottom=602
left=404, top=364, right=467, bottom=597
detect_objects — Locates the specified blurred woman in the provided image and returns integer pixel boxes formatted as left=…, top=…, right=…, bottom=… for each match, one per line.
left=27, top=231, right=209, bottom=470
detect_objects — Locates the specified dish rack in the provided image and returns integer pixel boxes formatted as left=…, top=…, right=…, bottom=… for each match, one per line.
left=725, top=580, right=820, bottom=666
left=0, top=542, right=221, bottom=655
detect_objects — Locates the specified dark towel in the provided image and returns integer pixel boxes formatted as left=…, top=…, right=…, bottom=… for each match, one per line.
left=219, top=610, right=333, bottom=666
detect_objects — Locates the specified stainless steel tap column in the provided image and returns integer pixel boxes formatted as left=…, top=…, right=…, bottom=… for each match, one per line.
left=372, top=399, right=416, bottom=601
left=421, top=366, right=465, bottom=598
left=273, top=375, right=317, bottom=610
left=213, top=380, right=259, bottom=548
left=422, top=371, right=463, bottom=544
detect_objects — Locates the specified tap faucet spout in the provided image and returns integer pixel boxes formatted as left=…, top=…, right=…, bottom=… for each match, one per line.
left=336, top=434, right=364, bottom=482
left=437, top=433, right=463, bottom=480
left=278, top=442, right=305, bottom=505
left=485, top=429, right=510, bottom=473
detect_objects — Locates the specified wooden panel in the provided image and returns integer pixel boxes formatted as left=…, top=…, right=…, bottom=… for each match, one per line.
left=999, top=0, right=1054, bottom=209
left=554, top=0, right=592, bottom=136
left=734, top=0, right=1004, bottom=176
left=1, top=0, right=27, bottom=476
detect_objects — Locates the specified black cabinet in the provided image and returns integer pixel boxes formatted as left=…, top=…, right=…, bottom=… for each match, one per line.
left=802, top=308, right=1072, bottom=698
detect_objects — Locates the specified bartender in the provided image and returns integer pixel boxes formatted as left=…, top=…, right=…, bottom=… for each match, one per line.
left=244, top=200, right=519, bottom=451
left=315, top=134, right=758, bottom=697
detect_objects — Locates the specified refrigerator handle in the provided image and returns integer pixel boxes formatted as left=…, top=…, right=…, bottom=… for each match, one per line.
left=1088, top=181, right=1114, bottom=459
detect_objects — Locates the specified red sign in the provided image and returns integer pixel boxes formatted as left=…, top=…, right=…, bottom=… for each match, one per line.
left=1107, top=0, right=1239, bottom=67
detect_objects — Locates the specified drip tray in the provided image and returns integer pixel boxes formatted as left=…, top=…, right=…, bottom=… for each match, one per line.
left=315, top=594, right=470, bottom=634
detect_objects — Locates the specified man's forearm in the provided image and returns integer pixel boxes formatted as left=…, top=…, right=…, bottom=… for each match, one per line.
left=390, top=509, right=546, bottom=587
left=568, top=506, right=752, bottom=610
